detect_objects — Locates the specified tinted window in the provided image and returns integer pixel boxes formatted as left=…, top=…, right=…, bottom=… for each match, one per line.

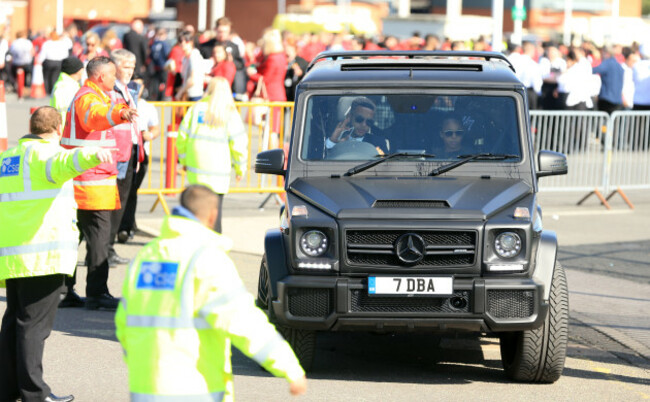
left=301, top=94, right=521, bottom=162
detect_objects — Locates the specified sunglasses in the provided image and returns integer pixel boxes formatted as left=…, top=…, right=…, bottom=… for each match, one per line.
left=443, top=130, right=464, bottom=138
left=354, top=115, right=375, bottom=126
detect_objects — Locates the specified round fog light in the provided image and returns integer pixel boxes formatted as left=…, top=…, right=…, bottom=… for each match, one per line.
left=300, top=230, right=328, bottom=257
left=495, top=232, right=522, bottom=258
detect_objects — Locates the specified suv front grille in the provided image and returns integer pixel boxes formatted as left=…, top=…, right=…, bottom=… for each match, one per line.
left=346, top=230, right=477, bottom=268
left=373, top=200, right=449, bottom=208
left=487, top=290, right=535, bottom=318
left=350, top=290, right=471, bottom=313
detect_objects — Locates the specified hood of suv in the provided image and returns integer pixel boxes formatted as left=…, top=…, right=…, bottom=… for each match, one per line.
left=289, top=176, right=532, bottom=220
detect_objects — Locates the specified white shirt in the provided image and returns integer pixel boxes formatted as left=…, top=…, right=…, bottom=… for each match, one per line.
left=539, top=56, right=566, bottom=79
left=621, top=62, right=635, bottom=108
left=632, top=60, right=650, bottom=106
left=137, top=98, right=159, bottom=155
left=181, top=48, right=205, bottom=98
left=557, top=61, right=598, bottom=108
left=37, top=39, right=70, bottom=63
left=510, top=53, right=543, bottom=94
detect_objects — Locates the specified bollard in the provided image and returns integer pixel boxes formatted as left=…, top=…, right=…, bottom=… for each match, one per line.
left=165, top=125, right=178, bottom=189
left=16, top=68, right=25, bottom=99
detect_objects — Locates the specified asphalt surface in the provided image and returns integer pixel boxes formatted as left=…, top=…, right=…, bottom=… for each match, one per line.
left=1, top=93, right=649, bottom=400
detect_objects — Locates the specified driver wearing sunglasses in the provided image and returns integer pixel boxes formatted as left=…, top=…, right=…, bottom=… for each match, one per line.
left=326, top=97, right=389, bottom=154
left=433, top=115, right=470, bottom=159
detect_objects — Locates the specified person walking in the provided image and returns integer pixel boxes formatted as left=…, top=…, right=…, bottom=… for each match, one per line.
left=122, top=19, right=148, bottom=79
left=176, top=31, right=205, bottom=102
left=593, top=46, right=625, bottom=114
left=115, top=184, right=307, bottom=401
left=9, top=30, right=35, bottom=89
left=37, top=31, right=71, bottom=95
left=59, top=56, right=138, bottom=310
left=0, top=106, right=115, bottom=402
left=108, top=49, right=143, bottom=265
left=176, top=77, right=248, bottom=234
left=50, top=56, right=84, bottom=123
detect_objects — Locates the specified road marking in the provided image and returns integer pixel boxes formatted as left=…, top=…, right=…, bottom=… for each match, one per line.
left=586, top=359, right=649, bottom=399
left=546, top=209, right=634, bottom=217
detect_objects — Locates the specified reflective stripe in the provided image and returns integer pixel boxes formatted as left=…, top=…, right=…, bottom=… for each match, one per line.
left=0, top=188, right=70, bottom=202
left=73, top=149, right=83, bottom=172
left=177, top=153, right=186, bottom=159
left=233, top=160, right=246, bottom=166
left=0, top=240, right=78, bottom=257
left=107, top=105, right=117, bottom=126
left=198, top=284, right=248, bottom=318
left=126, top=315, right=210, bottom=329
left=185, top=167, right=230, bottom=176
left=188, top=134, right=227, bottom=143
left=73, top=178, right=117, bottom=186
left=250, top=332, right=285, bottom=366
left=60, top=137, right=116, bottom=147
left=22, top=145, right=34, bottom=192
left=85, top=102, right=102, bottom=125
left=179, top=246, right=210, bottom=318
left=131, top=391, right=224, bottom=402
left=45, top=157, right=55, bottom=184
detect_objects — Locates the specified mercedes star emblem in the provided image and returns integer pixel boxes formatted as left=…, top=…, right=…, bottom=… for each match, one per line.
left=395, top=233, right=426, bottom=265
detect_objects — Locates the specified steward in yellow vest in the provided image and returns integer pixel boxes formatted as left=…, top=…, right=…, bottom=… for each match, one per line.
left=115, top=185, right=307, bottom=401
left=0, top=106, right=115, bottom=402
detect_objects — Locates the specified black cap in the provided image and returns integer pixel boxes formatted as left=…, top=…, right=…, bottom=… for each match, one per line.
left=61, top=57, right=84, bottom=75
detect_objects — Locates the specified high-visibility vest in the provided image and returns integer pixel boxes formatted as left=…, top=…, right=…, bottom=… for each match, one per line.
left=0, top=136, right=102, bottom=286
left=61, top=80, right=126, bottom=210
left=115, top=215, right=304, bottom=401
left=50, top=72, right=81, bottom=124
left=109, top=84, right=144, bottom=163
left=176, top=98, right=248, bottom=194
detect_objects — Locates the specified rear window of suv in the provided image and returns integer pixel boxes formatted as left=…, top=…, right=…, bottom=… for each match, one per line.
left=300, top=94, right=522, bottom=162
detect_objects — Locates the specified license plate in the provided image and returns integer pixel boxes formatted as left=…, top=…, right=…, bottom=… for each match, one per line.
left=368, top=276, right=453, bottom=296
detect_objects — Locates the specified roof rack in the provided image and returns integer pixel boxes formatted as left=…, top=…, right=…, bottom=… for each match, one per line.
left=305, top=50, right=515, bottom=74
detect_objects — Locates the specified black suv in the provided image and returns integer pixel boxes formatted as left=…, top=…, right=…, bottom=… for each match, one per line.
left=255, top=51, right=569, bottom=383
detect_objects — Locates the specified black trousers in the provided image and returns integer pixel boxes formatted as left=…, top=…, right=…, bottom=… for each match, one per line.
left=42, top=60, right=62, bottom=95
left=212, top=193, right=224, bottom=234
left=72, top=209, right=112, bottom=297
left=0, top=274, right=64, bottom=402
left=11, top=63, right=33, bottom=88
left=597, top=99, right=622, bottom=114
left=111, top=146, right=137, bottom=249
left=121, top=151, right=148, bottom=233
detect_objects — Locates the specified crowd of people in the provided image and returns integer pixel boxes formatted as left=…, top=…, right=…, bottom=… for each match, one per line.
left=2, top=20, right=650, bottom=116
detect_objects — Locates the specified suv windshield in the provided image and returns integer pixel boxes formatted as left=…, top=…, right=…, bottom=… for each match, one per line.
left=300, top=94, right=522, bottom=163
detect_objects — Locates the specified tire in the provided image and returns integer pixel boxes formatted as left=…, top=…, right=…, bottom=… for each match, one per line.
left=257, top=256, right=317, bottom=371
left=500, top=261, right=569, bottom=383
left=255, top=257, right=269, bottom=310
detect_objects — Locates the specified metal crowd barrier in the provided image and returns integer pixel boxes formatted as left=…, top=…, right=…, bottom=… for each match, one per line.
left=531, top=110, right=650, bottom=209
left=138, top=100, right=293, bottom=214
left=137, top=104, right=648, bottom=213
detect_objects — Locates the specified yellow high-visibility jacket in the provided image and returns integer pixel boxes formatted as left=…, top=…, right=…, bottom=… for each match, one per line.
left=176, top=97, right=248, bottom=194
left=50, top=72, right=80, bottom=124
left=115, top=214, right=304, bottom=401
left=0, top=135, right=103, bottom=286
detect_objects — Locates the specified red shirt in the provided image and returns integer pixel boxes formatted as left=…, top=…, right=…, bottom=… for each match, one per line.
left=209, top=60, right=236, bottom=87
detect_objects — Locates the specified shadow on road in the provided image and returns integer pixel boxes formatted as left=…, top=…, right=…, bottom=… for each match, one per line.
left=558, top=240, right=650, bottom=283
left=54, top=308, right=118, bottom=342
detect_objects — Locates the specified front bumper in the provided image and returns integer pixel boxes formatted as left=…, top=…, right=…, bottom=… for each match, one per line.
left=272, top=276, right=548, bottom=333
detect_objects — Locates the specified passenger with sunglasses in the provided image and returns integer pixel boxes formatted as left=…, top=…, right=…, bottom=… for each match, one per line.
left=433, top=115, right=471, bottom=159
left=326, top=97, right=390, bottom=155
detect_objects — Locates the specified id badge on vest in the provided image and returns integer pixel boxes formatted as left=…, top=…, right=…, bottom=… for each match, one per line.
left=137, top=261, right=179, bottom=290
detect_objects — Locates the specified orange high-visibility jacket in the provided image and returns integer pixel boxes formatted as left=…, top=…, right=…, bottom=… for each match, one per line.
left=61, top=80, right=128, bottom=210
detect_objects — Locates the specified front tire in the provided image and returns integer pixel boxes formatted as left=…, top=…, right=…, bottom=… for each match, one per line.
left=257, top=255, right=316, bottom=371
left=500, top=261, right=569, bottom=383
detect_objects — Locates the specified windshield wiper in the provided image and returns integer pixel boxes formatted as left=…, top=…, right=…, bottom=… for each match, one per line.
left=429, top=153, right=520, bottom=177
left=343, top=152, right=436, bottom=177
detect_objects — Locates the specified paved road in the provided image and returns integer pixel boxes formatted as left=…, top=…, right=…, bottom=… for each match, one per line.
left=1, top=94, right=649, bottom=400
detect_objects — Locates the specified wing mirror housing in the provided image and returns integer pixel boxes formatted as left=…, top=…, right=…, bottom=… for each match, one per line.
left=537, top=150, right=568, bottom=178
left=255, top=149, right=286, bottom=176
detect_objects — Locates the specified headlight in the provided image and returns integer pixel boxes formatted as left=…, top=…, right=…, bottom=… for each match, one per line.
left=494, top=232, right=522, bottom=258
left=300, top=230, right=328, bottom=257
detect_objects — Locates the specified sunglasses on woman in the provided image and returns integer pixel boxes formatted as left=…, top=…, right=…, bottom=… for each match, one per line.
left=443, top=130, right=464, bottom=138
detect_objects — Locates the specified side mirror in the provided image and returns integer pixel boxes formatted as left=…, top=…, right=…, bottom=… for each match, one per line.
left=537, top=150, right=568, bottom=178
left=255, top=149, right=286, bottom=176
